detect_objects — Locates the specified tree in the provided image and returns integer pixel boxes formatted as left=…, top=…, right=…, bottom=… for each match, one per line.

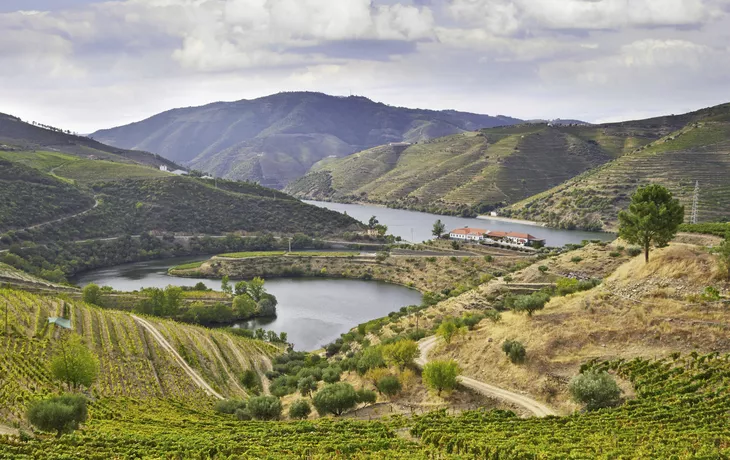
left=240, top=370, right=262, bottom=394
left=257, top=294, right=278, bottom=317
left=422, top=360, right=460, bottom=396
left=368, top=216, right=379, bottom=229
left=234, top=281, right=248, bottom=297
left=432, top=219, right=446, bottom=239
left=233, top=295, right=257, bottom=318
left=27, top=394, right=88, bottom=437
left=248, top=277, right=266, bottom=302
left=437, top=321, right=462, bottom=345
left=381, top=340, right=420, bottom=370
left=355, top=388, right=377, bottom=406
left=512, top=292, right=550, bottom=317
left=376, top=375, right=402, bottom=398
left=289, top=399, right=312, bottom=419
left=51, top=334, right=99, bottom=390
left=313, top=382, right=358, bottom=416
left=214, top=399, right=247, bottom=414
left=502, top=340, right=526, bottom=364
left=81, top=284, right=102, bottom=306
left=322, top=367, right=341, bottom=384
left=569, top=370, right=621, bottom=411
left=717, top=231, right=730, bottom=280
left=297, top=376, right=318, bottom=397
left=247, top=396, right=282, bottom=420
left=221, top=276, right=232, bottom=294
left=357, top=347, right=385, bottom=375
left=618, top=184, right=684, bottom=263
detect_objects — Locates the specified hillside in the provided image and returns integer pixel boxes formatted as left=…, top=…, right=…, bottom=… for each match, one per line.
left=506, top=103, right=730, bottom=230
left=0, top=288, right=279, bottom=427
left=288, top=102, right=730, bottom=219
left=0, top=113, right=178, bottom=169
left=91, top=92, right=521, bottom=188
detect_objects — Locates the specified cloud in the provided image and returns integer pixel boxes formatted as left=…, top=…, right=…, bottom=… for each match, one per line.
left=0, top=0, right=728, bottom=132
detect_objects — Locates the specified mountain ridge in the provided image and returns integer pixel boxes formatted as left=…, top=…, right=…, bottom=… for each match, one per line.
left=91, top=92, right=522, bottom=188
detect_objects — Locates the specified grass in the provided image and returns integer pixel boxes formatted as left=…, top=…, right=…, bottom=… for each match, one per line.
left=170, top=261, right=205, bottom=270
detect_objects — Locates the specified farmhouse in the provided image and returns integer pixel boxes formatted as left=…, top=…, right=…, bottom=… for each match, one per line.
left=449, top=227, right=489, bottom=242
left=487, top=231, right=545, bottom=247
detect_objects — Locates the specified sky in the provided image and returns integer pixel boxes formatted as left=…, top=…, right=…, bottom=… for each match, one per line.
left=1, top=0, right=729, bottom=133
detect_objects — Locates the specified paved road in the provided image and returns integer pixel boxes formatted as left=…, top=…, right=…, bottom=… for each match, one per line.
left=416, top=336, right=556, bottom=417
left=131, top=314, right=224, bottom=400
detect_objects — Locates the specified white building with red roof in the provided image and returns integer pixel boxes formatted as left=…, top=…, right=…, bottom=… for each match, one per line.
left=448, top=227, right=489, bottom=242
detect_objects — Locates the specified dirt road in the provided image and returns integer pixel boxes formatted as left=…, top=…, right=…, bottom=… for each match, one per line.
left=417, top=336, right=556, bottom=417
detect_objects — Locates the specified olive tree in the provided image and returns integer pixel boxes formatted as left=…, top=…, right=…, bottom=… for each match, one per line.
left=569, top=370, right=621, bottom=411
left=422, top=360, right=460, bottom=396
left=27, top=394, right=88, bottom=437
left=313, top=382, right=357, bottom=416
left=618, top=184, right=684, bottom=263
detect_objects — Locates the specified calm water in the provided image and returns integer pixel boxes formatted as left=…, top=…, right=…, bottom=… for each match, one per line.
left=73, top=257, right=422, bottom=351
left=306, top=200, right=613, bottom=247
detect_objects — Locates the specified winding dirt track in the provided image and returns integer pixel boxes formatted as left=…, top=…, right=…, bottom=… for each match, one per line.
left=131, top=314, right=224, bottom=400
left=416, top=336, right=556, bottom=417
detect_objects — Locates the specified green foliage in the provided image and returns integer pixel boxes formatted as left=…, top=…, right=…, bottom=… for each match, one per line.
left=618, top=184, right=685, bottom=263
left=432, top=219, right=446, bottom=239
left=511, top=292, right=550, bottom=317
left=135, top=286, right=183, bottom=317
left=221, top=276, right=232, bottom=294
left=569, top=370, right=621, bottom=411
left=376, top=375, right=402, bottom=398
left=81, top=284, right=103, bottom=306
left=501, top=340, right=526, bottom=364
left=322, top=367, right=342, bottom=384
left=247, top=396, right=282, bottom=421
left=50, top=334, right=99, bottom=390
left=289, top=399, right=312, bottom=419
left=538, top=265, right=548, bottom=273
left=436, top=321, right=462, bottom=345
left=297, top=376, right=318, bottom=397
left=678, top=222, right=730, bottom=237
left=422, top=360, right=460, bottom=396
left=356, top=347, right=385, bottom=375
left=26, top=394, right=88, bottom=437
left=627, top=246, right=643, bottom=257
left=240, top=370, right=262, bottom=394
left=214, top=399, right=247, bottom=415
left=356, top=388, right=377, bottom=406
left=381, top=340, right=419, bottom=370
left=313, top=383, right=358, bottom=416
left=233, top=295, right=257, bottom=318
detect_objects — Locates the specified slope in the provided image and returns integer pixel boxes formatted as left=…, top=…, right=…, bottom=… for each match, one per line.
left=506, top=103, right=730, bottom=230
left=0, top=288, right=279, bottom=427
left=91, top=92, right=522, bottom=188
left=286, top=124, right=627, bottom=215
left=0, top=112, right=178, bottom=169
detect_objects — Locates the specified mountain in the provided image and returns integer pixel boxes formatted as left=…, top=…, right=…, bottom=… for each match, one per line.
left=287, top=102, right=730, bottom=223
left=90, top=92, right=522, bottom=189
left=505, top=103, right=730, bottom=230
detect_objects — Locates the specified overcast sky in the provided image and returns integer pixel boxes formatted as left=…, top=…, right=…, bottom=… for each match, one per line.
left=1, top=0, right=729, bottom=133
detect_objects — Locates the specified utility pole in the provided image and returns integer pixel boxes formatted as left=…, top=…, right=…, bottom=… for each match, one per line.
left=691, top=181, right=700, bottom=224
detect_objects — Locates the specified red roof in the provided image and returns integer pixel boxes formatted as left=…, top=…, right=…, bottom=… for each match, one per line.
left=449, top=227, right=489, bottom=236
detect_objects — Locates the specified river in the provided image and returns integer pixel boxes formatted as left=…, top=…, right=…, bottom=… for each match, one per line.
left=306, top=200, right=613, bottom=247
left=73, top=257, right=422, bottom=351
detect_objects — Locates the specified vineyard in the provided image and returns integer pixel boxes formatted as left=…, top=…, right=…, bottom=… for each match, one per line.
left=2, top=353, right=729, bottom=458
left=412, top=353, right=730, bottom=458
left=0, top=289, right=278, bottom=426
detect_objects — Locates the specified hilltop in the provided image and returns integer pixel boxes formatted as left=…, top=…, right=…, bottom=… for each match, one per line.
left=91, top=92, right=521, bottom=189
left=288, top=102, right=730, bottom=221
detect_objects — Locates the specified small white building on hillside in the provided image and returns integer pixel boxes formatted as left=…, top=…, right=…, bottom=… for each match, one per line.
left=448, top=227, right=489, bottom=242
left=159, top=165, right=169, bottom=172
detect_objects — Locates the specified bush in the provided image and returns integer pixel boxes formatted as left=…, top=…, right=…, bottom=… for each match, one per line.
left=27, top=394, right=88, bottom=437
left=538, top=265, right=548, bottom=273
left=247, top=396, right=282, bottom=420
left=322, top=367, right=341, bottom=384
left=422, top=360, right=460, bottom=396
left=609, top=251, right=621, bottom=258
left=569, top=370, right=621, bottom=411
left=502, top=340, right=526, bottom=364
left=297, top=376, right=318, bottom=397
left=381, top=340, right=419, bottom=370
left=288, top=399, right=312, bottom=419
left=626, top=246, right=642, bottom=257
left=235, top=408, right=252, bottom=421
left=313, top=382, right=358, bottom=416
left=512, top=292, right=550, bottom=317
left=214, top=399, right=247, bottom=415
left=376, top=375, right=402, bottom=398
left=240, top=370, right=262, bottom=394
left=82, top=284, right=103, bottom=306
left=355, top=388, right=377, bottom=406
left=556, top=277, right=580, bottom=296
left=571, top=256, right=583, bottom=263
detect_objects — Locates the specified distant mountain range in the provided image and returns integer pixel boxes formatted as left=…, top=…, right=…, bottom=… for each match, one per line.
left=287, top=103, right=730, bottom=230
left=91, top=92, right=522, bottom=189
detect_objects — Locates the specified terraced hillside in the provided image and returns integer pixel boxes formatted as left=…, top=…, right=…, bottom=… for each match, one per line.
left=288, top=102, right=730, bottom=218
left=507, top=115, right=730, bottom=230
left=286, top=123, right=653, bottom=215
left=0, top=289, right=278, bottom=427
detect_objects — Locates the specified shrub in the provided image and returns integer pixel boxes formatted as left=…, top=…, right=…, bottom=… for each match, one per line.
left=247, top=396, right=282, bottom=420
left=322, top=367, right=341, bottom=384
left=538, top=265, right=549, bottom=273
left=556, top=277, right=580, bottom=296
left=240, top=370, right=262, bottom=394
left=484, top=255, right=493, bottom=262
left=627, top=246, right=643, bottom=257
left=422, top=360, right=460, bottom=396
left=313, top=383, right=358, bottom=416
left=483, top=309, right=502, bottom=323
left=214, top=399, right=247, bottom=415
left=27, top=394, right=88, bottom=437
left=356, top=347, right=385, bottom=375
left=81, top=284, right=103, bottom=306
left=502, top=340, right=526, bottom=364
left=609, top=251, right=621, bottom=258
left=437, top=321, right=463, bottom=344
left=569, top=370, right=621, bottom=411
left=355, top=388, right=377, bottom=406
left=376, top=375, right=402, bottom=398
left=381, top=340, right=420, bottom=370
left=235, top=408, right=252, bottom=421
left=297, top=376, right=318, bottom=397
left=288, top=399, right=312, bottom=419
left=512, top=292, right=550, bottom=317
left=571, top=256, right=583, bottom=263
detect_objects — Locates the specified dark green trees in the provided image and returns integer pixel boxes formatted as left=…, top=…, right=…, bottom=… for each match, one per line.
left=618, top=184, right=684, bottom=263
left=27, top=394, right=88, bottom=437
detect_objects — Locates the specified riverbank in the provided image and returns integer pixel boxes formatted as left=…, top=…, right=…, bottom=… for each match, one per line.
left=476, top=215, right=544, bottom=227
